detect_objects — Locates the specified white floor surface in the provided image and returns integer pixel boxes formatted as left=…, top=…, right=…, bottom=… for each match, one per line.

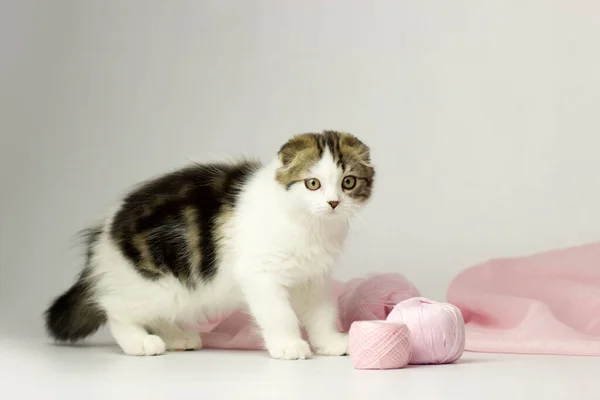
left=1, top=335, right=599, bottom=400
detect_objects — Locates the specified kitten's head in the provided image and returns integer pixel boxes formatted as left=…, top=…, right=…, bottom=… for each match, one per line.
left=276, top=130, right=375, bottom=217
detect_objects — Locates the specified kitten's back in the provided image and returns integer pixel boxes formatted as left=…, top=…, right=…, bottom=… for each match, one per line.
left=110, top=161, right=262, bottom=286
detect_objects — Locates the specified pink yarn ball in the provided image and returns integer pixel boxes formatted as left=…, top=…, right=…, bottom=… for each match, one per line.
left=387, top=297, right=465, bottom=364
left=338, top=274, right=421, bottom=331
left=349, top=321, right=412, bottom=370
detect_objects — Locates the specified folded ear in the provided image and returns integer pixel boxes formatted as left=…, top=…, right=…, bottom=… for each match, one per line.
left=275, top=134, right=324, bottom=188
left=277, top=134, right=321, bottom=166
left=340, top=134, right=371, bottom=165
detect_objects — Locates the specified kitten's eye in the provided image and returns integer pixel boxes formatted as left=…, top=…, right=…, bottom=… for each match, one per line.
left=342, top=176, right=357, bottom=190
left=304, top=178, right=321, bottom=191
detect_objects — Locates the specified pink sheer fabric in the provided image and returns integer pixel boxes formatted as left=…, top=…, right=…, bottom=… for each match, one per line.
left=448, top=242, right=600, bottom=355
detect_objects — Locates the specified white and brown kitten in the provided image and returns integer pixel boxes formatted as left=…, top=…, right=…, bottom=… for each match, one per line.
left=45, top=130, right=375, bottom=358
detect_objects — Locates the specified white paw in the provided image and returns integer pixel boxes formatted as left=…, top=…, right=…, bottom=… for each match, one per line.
left=164, top=331, right=203, bottom=351
left=122, top=335, right=166, bottom=356
left=266, top=338, right=313, bottom=360
left=143, top=335, right=167, bottom=355
left=311, top=333, right=349, bottom=356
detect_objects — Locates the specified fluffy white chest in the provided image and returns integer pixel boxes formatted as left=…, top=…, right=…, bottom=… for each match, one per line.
left=230, top=216, right=348, bottom=287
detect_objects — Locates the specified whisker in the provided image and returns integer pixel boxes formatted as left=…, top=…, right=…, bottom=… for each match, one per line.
left=347, top=205, right=367, bottom=226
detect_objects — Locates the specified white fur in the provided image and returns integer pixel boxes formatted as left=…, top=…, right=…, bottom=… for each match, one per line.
left=90, top=149, right=364, bottom=358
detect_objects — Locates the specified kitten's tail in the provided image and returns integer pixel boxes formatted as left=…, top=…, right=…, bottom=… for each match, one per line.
left=45, top=225, right=106, bottom=342
left=44, top=273, right=107, bottom=342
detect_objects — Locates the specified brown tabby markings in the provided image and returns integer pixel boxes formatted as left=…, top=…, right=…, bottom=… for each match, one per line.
left=276, top=130, right=375, bottom=200
left=183, top=207, right=202, bottom=281
left=109, top=161, right=261, bottom=287
left=132, top=232, right=159, bottom=279
left=276, top=134, right=324, bottom=187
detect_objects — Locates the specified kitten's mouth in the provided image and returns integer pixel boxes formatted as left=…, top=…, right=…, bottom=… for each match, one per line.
left=323, top=209, right=340, bottom=217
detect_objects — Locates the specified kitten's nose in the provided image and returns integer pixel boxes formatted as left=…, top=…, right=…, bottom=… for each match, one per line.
left=328, top=201, right=340, bottom=209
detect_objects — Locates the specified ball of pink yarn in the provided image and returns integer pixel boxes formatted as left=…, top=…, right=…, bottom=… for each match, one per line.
left=349, top=321, right=412, bottom=370
left=387, top=297, right=465, bottom=364
left=338, top=274, right=421, bottom=331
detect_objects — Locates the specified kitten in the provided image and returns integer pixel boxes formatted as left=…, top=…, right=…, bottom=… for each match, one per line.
left=45, top=130, right=375, bottom=358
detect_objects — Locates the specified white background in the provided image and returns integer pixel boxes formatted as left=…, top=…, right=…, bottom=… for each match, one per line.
left=2, top=0, right=600, bottom=335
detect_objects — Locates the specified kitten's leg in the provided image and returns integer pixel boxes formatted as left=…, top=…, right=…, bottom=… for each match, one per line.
left=241, top=274, right=312, bottom=360
left=292, top=282, right=349, bottom=356
left=151, top=321, right=202, bottom=351
left=108, top=319, right=166, bottom=356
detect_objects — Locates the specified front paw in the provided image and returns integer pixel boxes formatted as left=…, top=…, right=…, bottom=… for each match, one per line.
left=311, top=333, right=349, bottom=356
left=164, top=331, right=203, bottom=351
left=266, top=338, right=313, bottom=360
